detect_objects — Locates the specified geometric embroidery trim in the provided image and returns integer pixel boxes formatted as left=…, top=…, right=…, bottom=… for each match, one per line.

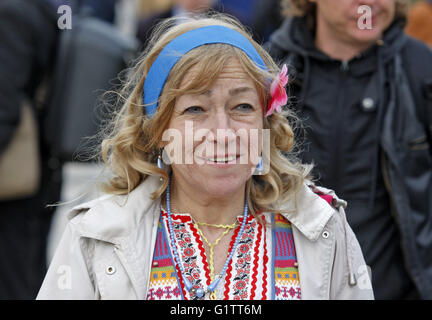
left=146, top=210, right=301, bottom=300
left=273, top=213, right=301, bottom=300
left=146, top=219, right=182, bottom=300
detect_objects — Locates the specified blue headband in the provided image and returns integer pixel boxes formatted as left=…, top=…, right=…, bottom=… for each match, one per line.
left=142, top=25, right=269, bottom=117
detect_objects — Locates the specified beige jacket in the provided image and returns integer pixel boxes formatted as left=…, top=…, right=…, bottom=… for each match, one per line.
left=37, top=175, right=374, bottom=300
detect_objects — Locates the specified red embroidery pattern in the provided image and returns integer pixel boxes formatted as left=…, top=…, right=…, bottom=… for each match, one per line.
left=261, top=218, right=269, bottom=300
left=223, top=220, right=241, bottom=300
left=188, top=222, right=212, bottom=287
left=153, top=210, right=298, bottom=300
left=223, top=215, right=267, bottom=300
left=161, top=210, right=211, bottom=300
left=250, top=220, right=263, bottom=300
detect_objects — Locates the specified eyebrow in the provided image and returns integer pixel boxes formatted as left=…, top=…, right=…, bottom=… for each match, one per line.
left=229, top=86, right=255, bottom=96
left=198, top=86, right=255, bottom=96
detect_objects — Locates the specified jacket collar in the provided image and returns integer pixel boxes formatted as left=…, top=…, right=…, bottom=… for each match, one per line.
left=69, top=176, right=335, bottom=243
left=275, top=182, right=335, bottom=242
left=68, top=175, right=162, bottom=244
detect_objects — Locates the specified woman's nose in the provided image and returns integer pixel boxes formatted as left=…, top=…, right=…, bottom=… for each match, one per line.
left=209, top=109, right=233, bottom=131
left=207, top=110, right=237, bottom=145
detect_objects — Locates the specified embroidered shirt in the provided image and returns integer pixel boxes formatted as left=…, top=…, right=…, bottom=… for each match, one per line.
left=146, top=209, right=301, bottom=300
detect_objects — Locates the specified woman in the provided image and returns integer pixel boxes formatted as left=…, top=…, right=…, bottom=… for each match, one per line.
left=37, top=14, right=373, bottom=300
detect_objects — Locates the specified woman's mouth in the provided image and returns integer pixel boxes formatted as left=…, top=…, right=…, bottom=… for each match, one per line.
left=193, top=154, right=242, bottom=166
left=207, top=155, right=238, bottom=163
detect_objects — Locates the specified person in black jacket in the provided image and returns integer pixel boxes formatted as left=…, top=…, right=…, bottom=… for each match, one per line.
left=266, top=0, right=432, bottom=299
left=0, top=0, right=62, bottom=299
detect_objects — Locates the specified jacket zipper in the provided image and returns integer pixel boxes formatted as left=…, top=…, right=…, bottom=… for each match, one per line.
left=330, top=62, right=349, bottom=193
left=340, top=60, right=349, bottom=72
left=380, top=150, right=417, bottom=286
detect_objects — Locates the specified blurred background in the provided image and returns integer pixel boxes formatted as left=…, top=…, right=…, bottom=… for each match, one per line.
left=0, top=0, right=430, bottom=300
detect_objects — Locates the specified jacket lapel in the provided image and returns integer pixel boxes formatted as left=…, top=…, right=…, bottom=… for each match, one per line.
left=68, top=176, right=162, bottom=299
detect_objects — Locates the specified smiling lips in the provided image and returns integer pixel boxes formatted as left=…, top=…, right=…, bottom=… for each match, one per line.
left=208, top=155, right=237, bottom=163
left=195, top=154, right=242, bottom=165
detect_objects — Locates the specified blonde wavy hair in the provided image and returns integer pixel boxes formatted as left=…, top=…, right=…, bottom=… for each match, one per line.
left=282, top=0, right=410, bottom=21
left=98, top=13, right=310, bottom=215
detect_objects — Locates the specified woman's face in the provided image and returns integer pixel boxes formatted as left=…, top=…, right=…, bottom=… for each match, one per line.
left=314, top=0, right=396, bottom=45
left=165, top=58, right=264, bottom=199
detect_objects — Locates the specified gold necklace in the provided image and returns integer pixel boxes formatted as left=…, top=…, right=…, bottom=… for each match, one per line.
left=193, top=220, right=237, bottom=300
left=195, top=221, right=237, bottom=229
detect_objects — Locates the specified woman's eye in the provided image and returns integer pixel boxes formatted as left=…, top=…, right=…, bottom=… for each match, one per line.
left=183, top=106, right=204, bottom=114
left=235, top=103, right=253, bottom=111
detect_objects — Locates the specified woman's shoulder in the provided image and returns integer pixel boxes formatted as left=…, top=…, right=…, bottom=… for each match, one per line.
left=276, top=181, right=346, bottom=242
left=274, top=182, right=372, bottom=298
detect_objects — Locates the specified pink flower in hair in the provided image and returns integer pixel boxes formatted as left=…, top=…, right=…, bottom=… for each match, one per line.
left=265, top=64, right=289, bottom=117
